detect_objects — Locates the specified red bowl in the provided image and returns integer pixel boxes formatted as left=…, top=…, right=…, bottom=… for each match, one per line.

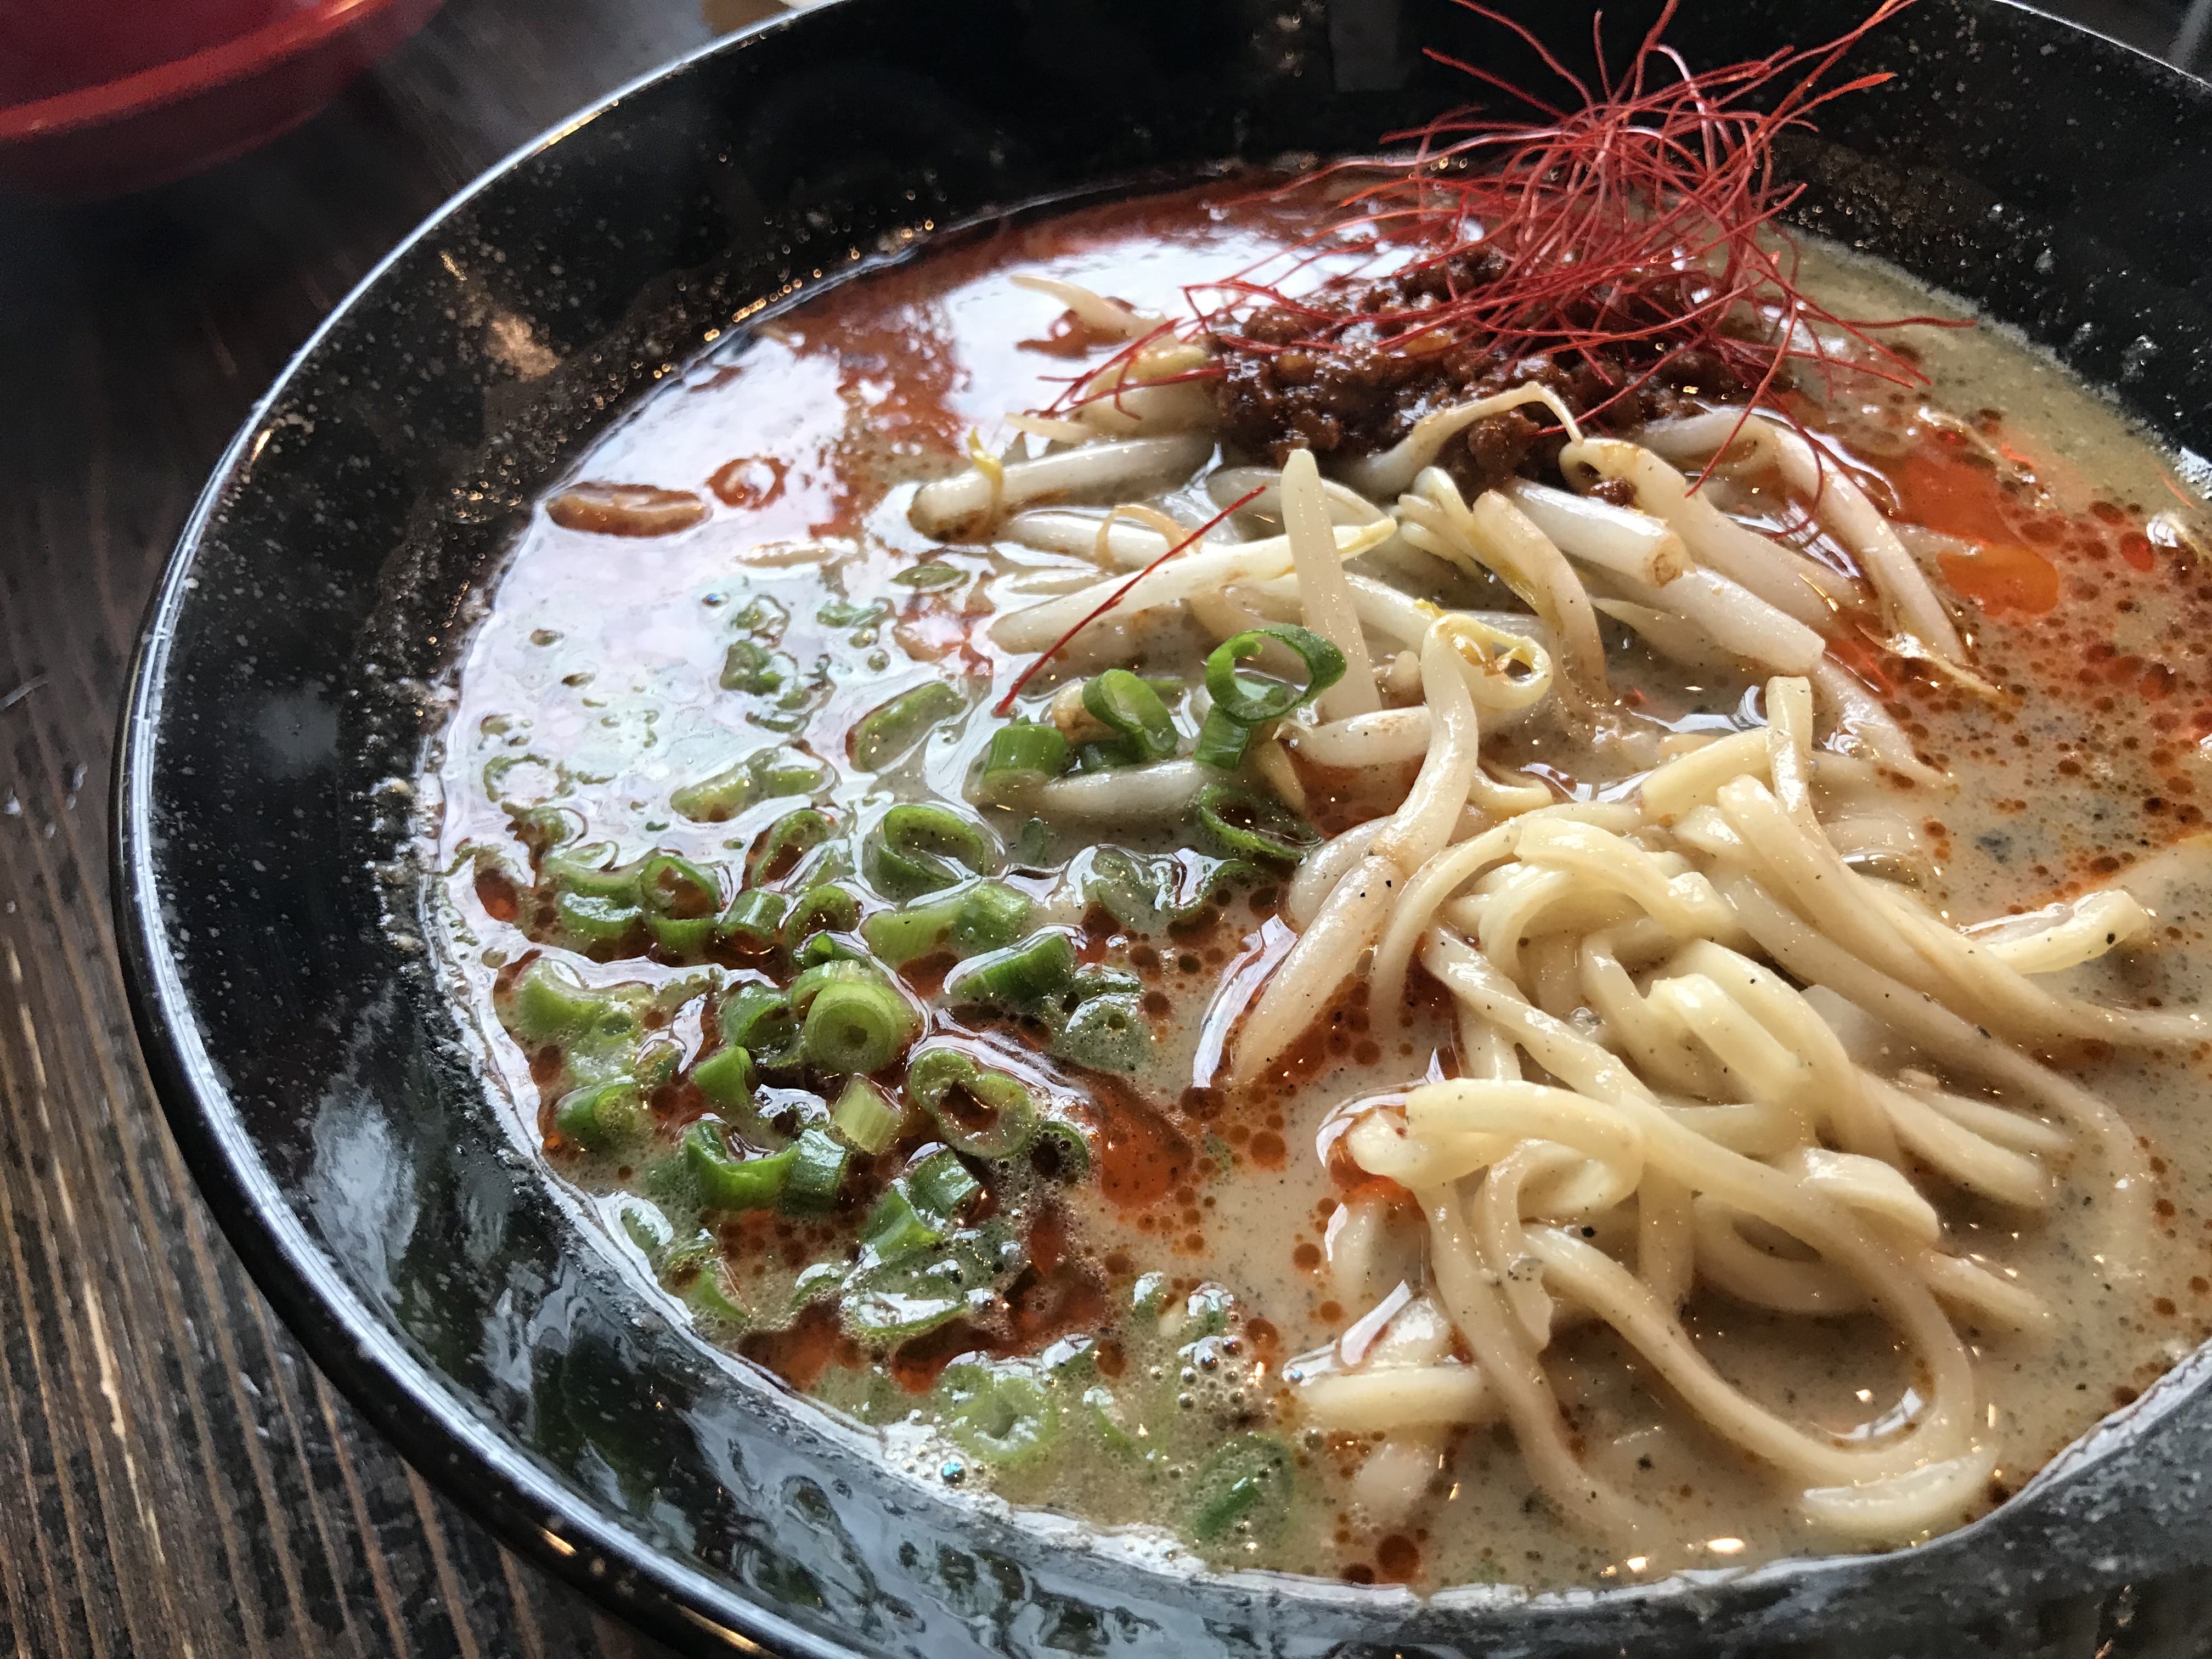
left=0, top=0, right=447, bottom=199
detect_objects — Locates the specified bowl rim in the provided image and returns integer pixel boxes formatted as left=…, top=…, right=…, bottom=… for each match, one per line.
left=108, top=2, right=2212, bottom=1654
left=0, top=0, right=434, bottom=143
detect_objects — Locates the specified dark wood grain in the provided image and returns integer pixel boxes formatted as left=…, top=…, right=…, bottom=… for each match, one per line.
left=0, top=3, right=716, bottom=1654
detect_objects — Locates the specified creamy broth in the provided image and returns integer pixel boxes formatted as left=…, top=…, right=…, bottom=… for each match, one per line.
left=422, top=179, right=2212, bottom=1590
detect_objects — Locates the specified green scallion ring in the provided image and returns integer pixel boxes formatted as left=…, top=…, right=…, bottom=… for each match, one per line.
left=717, top=888, right=789, bottom=950
left=860, top=1181, right=946, bottom=1262
left=551, top=1077, right=646, bottom=1152
left=682, top=1118, right=793, bottom=1212
left=1193, top=705, right=1256, bottom=771
left=859, top=893, right=960, bottom=966
left=1203, top=624, right=1346, bottom=725
left=1081, top=669, right=1178, bottom=761
left=947, top=881, right=1031, bottom=956
left=802, top=978, right=924, bottom=1075
left=864, top=802, right=999, bottom=900
left=943, top=929, right=1077, bottom=1014
left=1195, top=783, right=1322, bottom=866
left=542, top=843, right=640, bottom=903
left=850, top=680, right=967, bottom=771
left=906, top=1148, right=983, bottom=1218
left=936, top=1361, right=1059, bottom=1465
left=905, top=1046, right=1040, bottom=1159
left=1054, top=990, right=1150, bottom=1074
left=830, top=1074, right=904, bottom=1154
left=781, top=883, right=861, bottom=945
left=719, top=984, right=799, bottom=1068
left=976, top=720, right=1070, bottom=802
left=780, top=1126, right=851, bottom=1215
left=787, top=957, right=881, bottom=1018
left=747, top=807, right=836, bottom=885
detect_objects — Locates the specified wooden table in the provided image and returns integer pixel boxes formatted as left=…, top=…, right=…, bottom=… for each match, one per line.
left=0, top=0, right=2192, bottom=1655
left=0, top=4, right=716, bottom=1652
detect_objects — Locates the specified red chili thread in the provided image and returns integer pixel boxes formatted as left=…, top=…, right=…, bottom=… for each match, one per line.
left=1041, top=0, right=1966, bottom=460
left=993, top=487, right=1267, bottom=716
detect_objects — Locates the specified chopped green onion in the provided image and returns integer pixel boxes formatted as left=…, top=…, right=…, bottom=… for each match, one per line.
left=654, top=855, right=729, bottom=915
left=1071, top=737, right=1143, bottom=772
left=803, top=977, right=923, bottom=1075
left=860, top=880, right=1030, bottom=966
left=719, top=984, right=799, bottom=1068
left=891, top=562, right=966, bottom=590
left=716, top=888, right=788, bottom=951
left=1204, top=624, right=1346, bottom=726
left=1193, top=704, right=1257, bottom=770
left=1009, top=817, right=1055, bottom=866
left=616, top=1195, right=674, bottom=1260
left=1082, top=847, right=1170, bottom=933
left=555, top=890, right=642, bottom=950
left=905, top=1047, right=1039, bottom=1159
left=864, top=803, right=998, bottom=900
left=1184, top=1282, right=1238, bottom=1336
left=648, top=914, right=718, bottom=957
left=950, top=881, right=1031, bottom=955
left=1081, top=669, right=1178, bottom=761
left=789, top=1260, right=848, bottom=1312
left=841, top=1227, right=1013, bottom=1341
left=721, top=637, right=790, bottom=694
left=850, top=680, right=967, bottom=770
left=1195, top=783, right=1321, bottom=866
left=635, top=1036, right=684, bottom=1090
left=551, top=1078, right=645, bottom=1152
left=860, top=894, right=959, bottom=966
left=683, top=1257, right=752, bottom=1329
left=1081, top=1385, right=1146, bottom=1458
left=781, top=1126, right=851, bottom=1215
left=691, top=1044, right=757, bottom=1111
left=1132, top=1271, right=1171, bottom=1318
left=754, top=747, right=832, bottom=798
left=746, top=808, right=835, bottom=885
left=1054, top=990, right=1150, bottom=1073
left=1188, top=1434, right=1294, bottom=1543
left=682, top=1118, right=793, bottom=1211
left=790, top=930, right=870, bottom=970
left=907, top=1148, right=982, bottom=1219
left=936, top=1361, right=1058, bottom=1465
left=732, top=595, right=788, bottom=634
left=1030, top=1118, right=1093, bottom=1181
left=860, top=1182, right=945, bottom=1263
left=669, top=760, right=757, bottom=823
left=1089, top=850, right=1260, bottom=932
left=787, top=957, right=879, bottom=1017
left=504, top=802, right=584, bottom=855
left=830, top=1075, right=904, bottom=1154
left=976, top=720, right=1070, bottom=802
left=542, top=843, right=640, bottom=902
left=817, top=598, right=891, bottom=628
left=782, top=884, right=861, bottom=945
left=943, top=929, right=1077, bottom=1013
left=505, top=958, right=620, bottom=1043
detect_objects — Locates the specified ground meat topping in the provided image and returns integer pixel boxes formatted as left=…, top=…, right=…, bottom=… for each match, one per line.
left=1210, top=253, right=1743, bottom=496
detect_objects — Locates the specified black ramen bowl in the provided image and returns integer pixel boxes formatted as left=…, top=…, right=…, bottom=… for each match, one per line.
left=116, top=1, right=2212, bottom=1653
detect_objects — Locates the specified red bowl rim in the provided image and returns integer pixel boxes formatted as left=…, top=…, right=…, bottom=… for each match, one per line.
left=0, top=0, right=424, bottom=142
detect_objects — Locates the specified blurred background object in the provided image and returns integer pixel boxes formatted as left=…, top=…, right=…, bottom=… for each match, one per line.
left=0, top=0, right=2198, bottom=202
left=0, top=0, right=447, bottom=197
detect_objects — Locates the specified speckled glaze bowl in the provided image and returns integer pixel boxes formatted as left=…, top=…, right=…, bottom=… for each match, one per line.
left=116, top=2, right=2212, bottom=1654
